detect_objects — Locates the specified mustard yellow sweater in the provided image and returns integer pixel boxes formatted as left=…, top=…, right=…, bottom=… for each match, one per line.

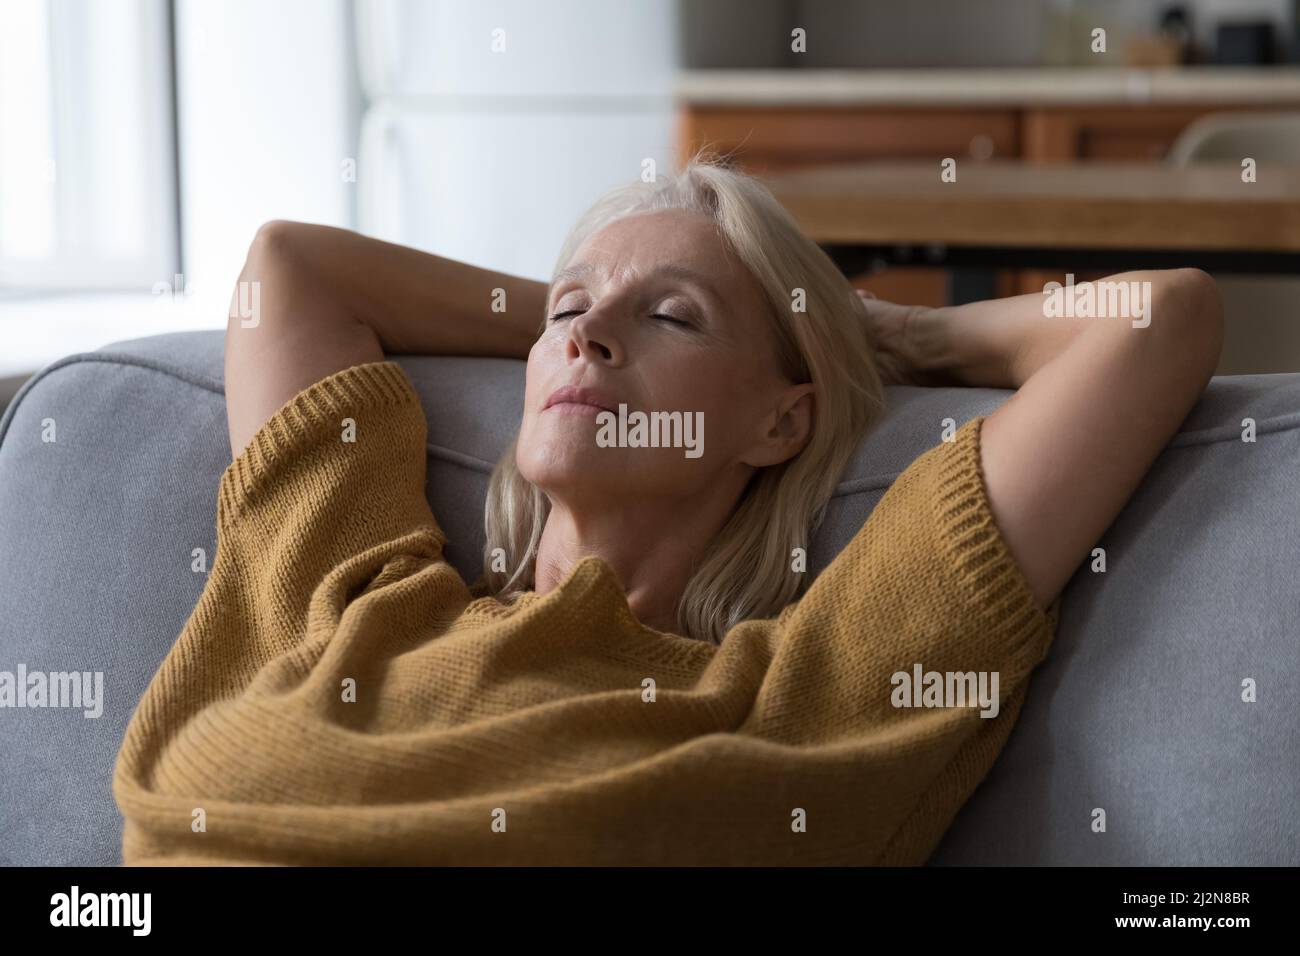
left=112, top=361, right=1061, bottom=866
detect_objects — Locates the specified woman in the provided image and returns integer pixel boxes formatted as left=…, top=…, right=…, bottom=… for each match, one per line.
left=112, top=158, right=1222, bottom=866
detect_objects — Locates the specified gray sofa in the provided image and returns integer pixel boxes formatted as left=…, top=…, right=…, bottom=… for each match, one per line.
left=2, top=330, right=1297, bottom=866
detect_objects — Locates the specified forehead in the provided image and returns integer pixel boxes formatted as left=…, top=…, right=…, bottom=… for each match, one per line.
left=560, top=209, right=745, bottom=286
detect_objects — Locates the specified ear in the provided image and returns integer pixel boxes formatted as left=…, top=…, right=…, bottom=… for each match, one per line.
left=740, top=382, right=816, bottom=468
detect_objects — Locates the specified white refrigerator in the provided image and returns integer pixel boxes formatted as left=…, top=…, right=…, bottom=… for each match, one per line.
left=354, top=0, right=680, bottom=281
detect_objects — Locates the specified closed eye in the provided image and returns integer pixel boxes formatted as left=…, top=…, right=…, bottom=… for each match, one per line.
left=546, top=310, right=692, bottom=327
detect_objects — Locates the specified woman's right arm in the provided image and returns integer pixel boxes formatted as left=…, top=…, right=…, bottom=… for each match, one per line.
left=224, top=219, right=549, bottom=459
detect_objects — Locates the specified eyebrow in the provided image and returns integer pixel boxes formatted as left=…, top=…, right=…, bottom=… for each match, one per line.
left=550, top=262, right=724, bottom=307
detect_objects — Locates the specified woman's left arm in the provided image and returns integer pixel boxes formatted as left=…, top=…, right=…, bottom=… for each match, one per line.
left=902, top=268, right=1224, bottom=612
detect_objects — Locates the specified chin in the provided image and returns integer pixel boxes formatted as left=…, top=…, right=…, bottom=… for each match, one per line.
left=530, top=457, right=678, bottom=515
left=518, top=437, right=610, bottom=490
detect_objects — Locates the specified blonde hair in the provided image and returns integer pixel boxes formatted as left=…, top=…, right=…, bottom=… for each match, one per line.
left=480, top=154, right=886, bottom=644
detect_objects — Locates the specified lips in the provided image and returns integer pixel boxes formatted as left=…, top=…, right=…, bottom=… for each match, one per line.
left=544, top=385, right=617, bottom=413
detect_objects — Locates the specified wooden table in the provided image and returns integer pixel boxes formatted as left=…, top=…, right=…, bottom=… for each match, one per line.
left=764, top=160, right=1300, bottom=300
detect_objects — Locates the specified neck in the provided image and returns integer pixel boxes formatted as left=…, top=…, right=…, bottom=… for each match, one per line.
left=533, top=493, right=733, bottom=635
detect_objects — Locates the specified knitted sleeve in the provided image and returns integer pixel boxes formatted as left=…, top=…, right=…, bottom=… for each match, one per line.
left=743, top=413, right=1062, bottom=760
left=211, top=360, right=449, bottom=652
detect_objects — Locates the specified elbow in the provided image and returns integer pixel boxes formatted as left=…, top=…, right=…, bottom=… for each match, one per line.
left=227, top=220, right=308, bottom=336
left=1156, top=268, right=1224, bottom=382
left=1172, top=268, right=1223, bottom=327
left=1179, top=268, right=1224, bottom=380
left=233, top=220, right=308, bottom=297
left=246, top=219, right=306, bottom=270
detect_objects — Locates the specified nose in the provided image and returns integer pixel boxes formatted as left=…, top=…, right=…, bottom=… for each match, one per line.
left=565, top=308, right=624, bottom=366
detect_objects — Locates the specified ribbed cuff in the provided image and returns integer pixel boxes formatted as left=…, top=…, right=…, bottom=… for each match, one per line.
left=218, top=360, right=420, bottom=523
left=931, top=415, right=1057, bottom=672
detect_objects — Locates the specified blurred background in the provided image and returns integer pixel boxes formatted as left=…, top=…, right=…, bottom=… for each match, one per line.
left=3, top=0, right=1300, bottom=413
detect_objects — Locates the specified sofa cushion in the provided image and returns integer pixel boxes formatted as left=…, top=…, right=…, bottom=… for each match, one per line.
left=1, top=329, right=1297, bottom=865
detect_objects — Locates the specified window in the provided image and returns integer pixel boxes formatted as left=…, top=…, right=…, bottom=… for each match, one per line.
left=0, top=0, right=178, bottom=292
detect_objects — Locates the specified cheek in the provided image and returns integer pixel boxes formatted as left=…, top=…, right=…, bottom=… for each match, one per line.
left=523, top=339, right=554, bottom=408
left=516, top=351, right=546, bottom=464
left=520, top=336, right=565, bottom=428
left=656, top=355, right=763, bottom=441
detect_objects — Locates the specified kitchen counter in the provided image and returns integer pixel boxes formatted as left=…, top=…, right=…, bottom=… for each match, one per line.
left=675, top=67, right=1300, bottom=107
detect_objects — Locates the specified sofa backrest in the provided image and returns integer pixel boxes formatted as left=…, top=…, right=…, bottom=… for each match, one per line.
left=1, top=330, right=1297, bottom=865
